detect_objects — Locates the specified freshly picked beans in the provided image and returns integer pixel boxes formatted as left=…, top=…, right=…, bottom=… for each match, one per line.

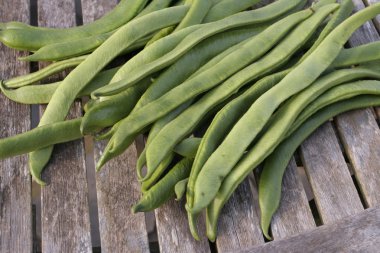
left=0, top=0, right=379, bottom=242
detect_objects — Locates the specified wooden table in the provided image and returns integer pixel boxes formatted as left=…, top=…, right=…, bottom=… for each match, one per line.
left=0, top=0, right=379, bottom=252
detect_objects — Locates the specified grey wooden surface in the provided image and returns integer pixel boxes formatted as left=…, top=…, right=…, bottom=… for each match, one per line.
left=0, top=1, right=32, bottom=253
left=235, top=207, right=380, bottom=253
left=87, top=1, right=150, bottom=252
left=0, top=0, right=379, bottom=252
left=37, top=0, right=92, bottom=252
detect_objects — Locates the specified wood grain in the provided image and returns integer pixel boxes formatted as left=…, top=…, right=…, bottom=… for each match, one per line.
left=84, top=1, right=149, bottom=252
left=334, top=0, right=380, bottom=208
left=38, top=1, right=92, bottom=252
left=270, top=159, right=315, bottom=240
left=300, top=122, right=364, bottom=224
left=235, top=207, right=380, bottom=253
left=216, top=176, right=264, bottom=252
left=0, top=1, right=32, bottom=252
left=363, top=0, right=380, bottom=32
left=155, top=198, right=211, bottom=253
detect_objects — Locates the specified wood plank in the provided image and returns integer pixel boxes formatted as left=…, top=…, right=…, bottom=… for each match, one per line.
left=300, top=122, right=363, bottom=224
left=85, top=1, right=149, bottom=252
left=335, top=109, right=380, bottom=207
left=235, top=207, right=380, bottom=253
left=94, top=141, right=150, bottom=253
left=38, top=1, right=92, bottom=252
left=270, top=159, right=315, bottom=240
left=363, top=0, right=380, bottom=32
left=333, top=0, right=380, bottom=208
left=155, top=198, right=211, bottom=253
left=216, top=176, right=264, bottom=252
left=0, top=1, right=33, bottom=252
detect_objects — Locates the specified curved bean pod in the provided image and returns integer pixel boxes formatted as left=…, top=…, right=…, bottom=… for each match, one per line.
left=203, top=0, right=261, bottom=23
left=259, top=93, right=380, bottom=240
left=134, top=26, right=265, bottom=110
left=133, top=158, right=193, bottom=213
left=28, top=6, right=190, bottom=183
left=191, top=3, right=379, bottom=214
left=137, top=0, right=173, bottom=17
left=174, top=0, right=212, bottom=31
left=0, top=67, right=119, bottom=104
left=80, top=78, right=151, bottom=135
left=203, top=1, right=380, bottom=241
left=0, top=118, right=82, bottom=185
left=332, top=41, right=380, bottom=68
left=173, top=137, right=201, bottom=158
left=175, top=178, right=189, bottom=201
left=96, top=6, right=312, bottom=171
left=4, top=55, right=87, bottom=88
left=141, top=153, right=175, bottom=192
left=92, top=0, right=306, bottom=97
left=186, top=70, right=290, bottom=239
left=0, top=0, right=147, bottom=51
left=149, top=6, right=330, bottom=185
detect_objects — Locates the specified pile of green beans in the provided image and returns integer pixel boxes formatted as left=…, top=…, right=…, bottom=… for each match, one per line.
left=1, top=0, right=380, bottom=242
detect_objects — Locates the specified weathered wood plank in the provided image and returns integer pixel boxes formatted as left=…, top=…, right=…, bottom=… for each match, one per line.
left=235, top=207, right=380, bottom=253
left=94, top=141, right=150, bottom=253
left=335, top=109, right=380, bottom=207
left=333, top=0, right=380, bottom=208
left=363, top=0, right=380, bottom=32
left=301, top=122, right=363, bottom=224
left=0, top=1, right=32, bottom=252
left=81, top=1, right=150, bottom=252
left=300, top=122, right=364, bottom=224
left=216, top=176, right=264, bottom=252
left=85, top=1, right=149, bottom=252
left=270, top=159, right=315, bottom=240
left=155, top=198, right=211, bottom=253
left=38, top=1, right=92, bottom=252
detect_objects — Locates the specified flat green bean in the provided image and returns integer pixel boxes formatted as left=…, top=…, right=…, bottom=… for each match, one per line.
left=133, top=158, right=193, bottom=212
left=175, top=178, right=189, bottom=201
left=0, top=0, right=147, bottom=51
left=4, top=55, right=87, bottom=88
left=141, top=153, right=175, bottom=192
left=149, top=6, right=330, bottom=184
left=332, top=41, right=380, bottom=68
left=96, top=6, right=311, bottom=171
left=203, top=0, right=261, bottom=23
left=0, top=67, right=119, bottom=104
left=173, top=137, right=201, bottom=158
left=191, top=3, right=380, bottom=214
left=92, top=0, right=306, bottom=97
left=28, top=6, right=190, bottom=184
left=204, top=3, right=380, bottom=242
left=137, top=0, right=173, bottom=17
left=174, top=0, right=212, bottom=31
left=0, top=118, right=82, bottom=185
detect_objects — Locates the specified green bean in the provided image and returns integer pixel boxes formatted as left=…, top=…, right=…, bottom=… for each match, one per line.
left=332, top=41, right=380, bottom=68
left=137, top=101, right=193, bottom=180
left=92, top=0, right=306, bottom=97
left=134, top=26, right=265, bottom=110
left=190, top=3, right=380, bottom=214
left=203, top=4, right=380, bottom=241
left=28, top=6, right=190, bottom=184
left=203, top=0, right=261, bottom=23
left=173, top=137, right=201, bottom=158
left=148, top=6, right=330, bottom=183
left=0, top=118, right=82, bottom=185
left=291, top=79, right=380, bottom=132
left=174, top=0, right=212, bottom=31
left=185, top=70, right=290, bottom=239
left=137, top=0, right=173, bottom=17
left=0, top=0, right=148, bottom=51
left=141, top=153, right=175, bottom=192
left=300, top=0, right=354, bottom=62
left=145, top=26, right=176, bottom=47
left=175, top=178, right=189, bottom=200
left=4, top=56, right=87, bottom=88
left=109, top=25, right=201, bottom=84
left=80, top=78, right=151, bottom=135
left=96, top=6, right=312, bottom=171
left=1, top=67, right=120, bottom=104
left=133, top=158, right=193, bottom=212
left=260, top=93, right=380, bottom=240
